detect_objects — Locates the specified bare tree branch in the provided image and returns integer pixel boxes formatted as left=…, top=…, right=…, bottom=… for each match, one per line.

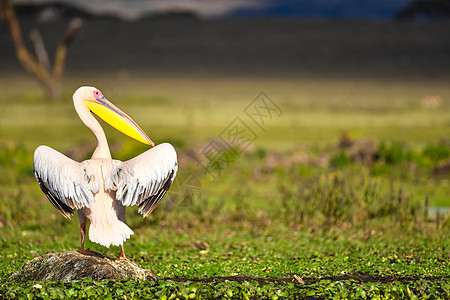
left=53, top=18, right=83, bottom=80
left=0, top=0, right=83, bottom=101
left=30, top=29, right=51, bottom=71
left=1, top=0, right=53, bottom=85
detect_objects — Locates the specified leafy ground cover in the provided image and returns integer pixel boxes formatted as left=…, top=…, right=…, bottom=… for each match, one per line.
left=0, top=76, right=449, bottom=298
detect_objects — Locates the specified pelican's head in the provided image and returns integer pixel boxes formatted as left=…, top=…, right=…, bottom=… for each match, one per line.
left=74, top=86, right=155, bottom=146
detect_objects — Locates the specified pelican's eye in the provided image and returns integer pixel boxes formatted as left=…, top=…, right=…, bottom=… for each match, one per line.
left=93, top=90, right=104, bottom=100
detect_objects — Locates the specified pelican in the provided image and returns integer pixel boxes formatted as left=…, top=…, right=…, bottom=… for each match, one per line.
left=33, top=86, right=178, bottom=260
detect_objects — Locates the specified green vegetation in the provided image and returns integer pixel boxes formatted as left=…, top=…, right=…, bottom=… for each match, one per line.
left=0, top=76, right=449, bottom=299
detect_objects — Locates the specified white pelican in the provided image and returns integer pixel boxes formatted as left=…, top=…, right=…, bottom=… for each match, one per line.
left=33, top=86, right=178, bottom=260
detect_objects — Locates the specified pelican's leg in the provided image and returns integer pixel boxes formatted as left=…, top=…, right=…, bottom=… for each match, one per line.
left=116, top=203, right=129, bottom=261
left=79, top=222, right=87, bottom=254
left=78, top=222, right=97, bottom=256
left=78, top=211, right=90, bottom=255
left=117, top=244, right=128, bottom=260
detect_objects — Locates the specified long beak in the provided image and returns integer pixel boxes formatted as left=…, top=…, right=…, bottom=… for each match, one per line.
left=84, top=97, right=155, bottom=146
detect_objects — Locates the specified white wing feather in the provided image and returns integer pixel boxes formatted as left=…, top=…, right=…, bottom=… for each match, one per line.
left=33, top=145, right=98, bottom=218
left=105, top=143, right=178, bottom=217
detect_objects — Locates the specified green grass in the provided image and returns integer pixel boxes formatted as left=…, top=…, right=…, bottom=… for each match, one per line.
left=1, top=226, right=449, bottom=299
left=0, top=75, right=449, bottom=299
left=1, top=75, right=449, bottom=148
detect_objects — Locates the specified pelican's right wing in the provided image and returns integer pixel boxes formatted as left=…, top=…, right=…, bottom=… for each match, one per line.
left=33, top=145, right=98, bottom=218
left=106, top=143, right=178, bottom=217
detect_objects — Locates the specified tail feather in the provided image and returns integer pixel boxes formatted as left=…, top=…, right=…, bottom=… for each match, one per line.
left=88, top=220, right=134, bottom=247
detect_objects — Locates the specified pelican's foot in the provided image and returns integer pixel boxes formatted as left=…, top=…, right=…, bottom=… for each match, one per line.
left=115, top=256, right=130, bottom=261
left=78, top=248, right=98, bottom=256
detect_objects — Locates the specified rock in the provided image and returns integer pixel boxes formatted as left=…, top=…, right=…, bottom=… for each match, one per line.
left=347, top=138, right=376, bottom=165
left=338, top=132, right=353, bottom=148
left=337, top=133, right=377, bottom=165
left=433, top=160, right=450, bottom=176
left=7, top=251, right=157, bottom=282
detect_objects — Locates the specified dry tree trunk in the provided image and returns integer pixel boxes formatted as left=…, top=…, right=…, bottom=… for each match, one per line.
left=0, top=0, right=82, bottom=101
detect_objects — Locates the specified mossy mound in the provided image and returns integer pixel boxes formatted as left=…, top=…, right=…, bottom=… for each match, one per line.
left=8, top=251, right=157, bottom=282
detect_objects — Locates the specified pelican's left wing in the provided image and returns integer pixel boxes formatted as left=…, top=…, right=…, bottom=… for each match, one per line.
left=106, top=143, right=178, bottom=217
left=33, top=145, right=98, bottom=218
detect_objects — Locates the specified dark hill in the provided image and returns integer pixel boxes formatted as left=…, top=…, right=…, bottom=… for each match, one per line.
left=12, top=1, right=95, bottom=22
left=1, top=17, right=449, bottom=80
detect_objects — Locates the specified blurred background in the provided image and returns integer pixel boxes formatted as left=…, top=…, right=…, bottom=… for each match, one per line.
left=2, top=0, right=450, bottom=78
left=0, top=2, right=449, bottom=295
left=0, top=0, right=449, bottom=251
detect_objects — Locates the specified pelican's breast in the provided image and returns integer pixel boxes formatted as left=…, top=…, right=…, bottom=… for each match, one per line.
left=78, top=159, right=133, bottom=247
left=78, top=159, right=122, bottom=216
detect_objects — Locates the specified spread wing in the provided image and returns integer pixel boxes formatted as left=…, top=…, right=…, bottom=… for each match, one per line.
left=106, top=143, right=178, bottom=217
left=33, top=145, right=98, bottom=218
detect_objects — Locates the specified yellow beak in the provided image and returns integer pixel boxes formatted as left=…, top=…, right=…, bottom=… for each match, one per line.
left=84, top=97, right=155, bottom=146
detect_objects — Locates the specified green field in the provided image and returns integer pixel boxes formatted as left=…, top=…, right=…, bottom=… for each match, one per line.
left=0, top=75, right=449, bottom=299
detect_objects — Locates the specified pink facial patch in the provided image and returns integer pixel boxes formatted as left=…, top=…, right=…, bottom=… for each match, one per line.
left=93, top=90, right=104, bottom=99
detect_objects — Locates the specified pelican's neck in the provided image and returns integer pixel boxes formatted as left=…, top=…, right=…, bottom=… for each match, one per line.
left=73, top=96, right=112, bottom=159
left=90, top=120, right=112, bottom=159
